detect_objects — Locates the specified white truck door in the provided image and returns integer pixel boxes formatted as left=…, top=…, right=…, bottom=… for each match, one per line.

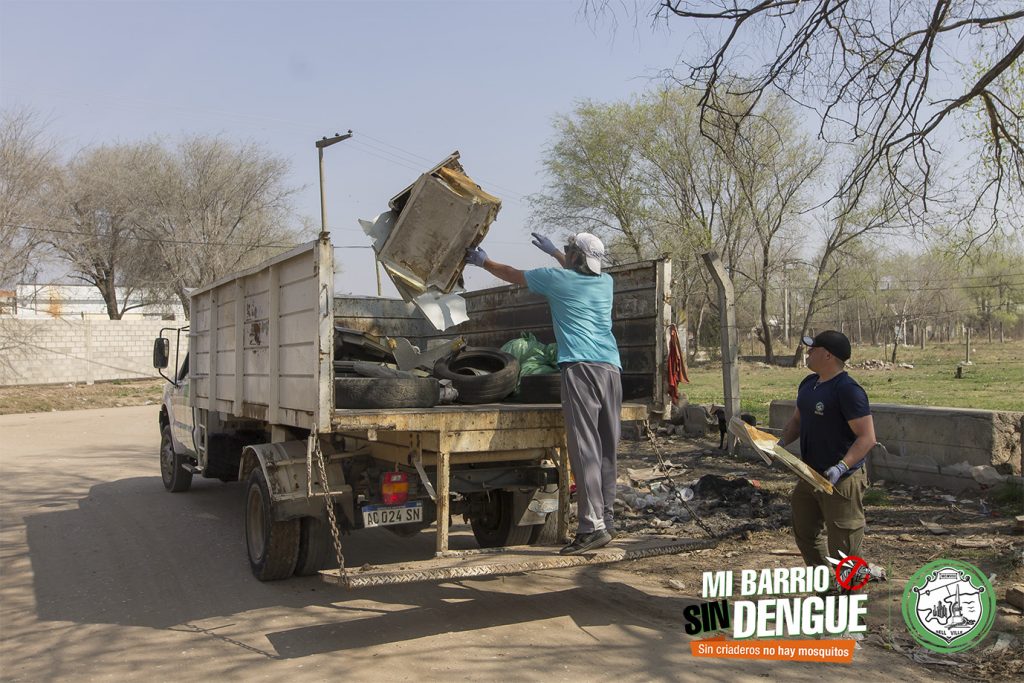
left=169, top=354, right=197, bottom=456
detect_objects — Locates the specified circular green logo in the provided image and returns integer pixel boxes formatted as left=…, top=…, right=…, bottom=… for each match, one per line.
left=901, top=559, right=995, bottom=653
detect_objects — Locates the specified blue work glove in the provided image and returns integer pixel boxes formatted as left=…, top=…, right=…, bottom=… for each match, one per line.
left=465, top=247, right=488, bottom=267
left=531, top=232, right=559, bottom=256
left=824, top=461, right=849, bottom=485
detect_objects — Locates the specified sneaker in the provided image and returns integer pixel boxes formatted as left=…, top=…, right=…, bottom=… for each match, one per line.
left=607, top=528, right=618, bottom=540
left=560, top=529, right=612, bottom=555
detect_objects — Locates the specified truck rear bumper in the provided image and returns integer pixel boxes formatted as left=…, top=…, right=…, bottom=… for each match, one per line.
left=320, top=535, right=716, bottom=589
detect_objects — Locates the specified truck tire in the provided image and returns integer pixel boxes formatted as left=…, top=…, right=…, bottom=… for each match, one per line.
left=527, top=512, right=562, bottom=546
left=433, top=348, right=519, bottom=404
left=293, top=516, right=331, bottom=576
left=334, top=377, right=440, bottom=409
left=245, top=467, right=300, bottom=581
left=160, top=422, right=193, bottom=492
left=470, top=491, right=533, bottom=548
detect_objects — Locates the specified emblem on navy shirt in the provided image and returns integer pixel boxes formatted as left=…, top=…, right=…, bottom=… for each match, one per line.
left=815, top=401, right=825, bottom=415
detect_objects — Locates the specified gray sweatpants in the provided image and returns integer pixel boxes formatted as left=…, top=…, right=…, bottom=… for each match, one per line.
left=560, top=362, right=623, bottom=534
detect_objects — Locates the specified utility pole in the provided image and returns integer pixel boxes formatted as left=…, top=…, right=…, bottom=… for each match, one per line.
left=315, top=131, right=357, bottom=288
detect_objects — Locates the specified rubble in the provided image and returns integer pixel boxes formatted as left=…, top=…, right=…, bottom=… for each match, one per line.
left=1007, top=585, right=1024, bottom=611
left=850, top=359, right=896, bottom=370
left=613, top=473, right=788, bottom=538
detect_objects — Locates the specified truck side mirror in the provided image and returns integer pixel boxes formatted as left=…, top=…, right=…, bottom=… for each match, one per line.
left=153, top=337, right=170, bottom=369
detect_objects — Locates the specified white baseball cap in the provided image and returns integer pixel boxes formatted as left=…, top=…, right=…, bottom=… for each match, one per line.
left=570, top=232, right=605, bottom=274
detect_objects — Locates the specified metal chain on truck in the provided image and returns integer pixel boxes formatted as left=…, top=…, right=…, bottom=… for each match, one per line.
left=310, top=426, right=347, bottom=574
left=641, top=420, right=716, bottom=539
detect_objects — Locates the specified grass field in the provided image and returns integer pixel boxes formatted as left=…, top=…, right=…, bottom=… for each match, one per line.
left=682, top=339, right=1024, bottom=425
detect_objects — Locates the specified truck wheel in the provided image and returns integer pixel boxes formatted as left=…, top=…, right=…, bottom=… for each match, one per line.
left=293, top=516, right=331, bottom=576
left=160, top=422, right=193, bottom=492
left=245, top=467, right=299, bottom=581
left=528, top=512, right=561, bottom=546
left=470, top=491, right=533, bottom=548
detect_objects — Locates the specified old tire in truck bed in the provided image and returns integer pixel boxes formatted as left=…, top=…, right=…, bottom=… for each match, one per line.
left=334, top=377, right=440, bottom=409
left=433, top=348, right=519, bottom=404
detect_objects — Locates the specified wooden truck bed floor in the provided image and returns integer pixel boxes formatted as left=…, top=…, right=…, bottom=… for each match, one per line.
left=330, top=401, right=648, bottom=431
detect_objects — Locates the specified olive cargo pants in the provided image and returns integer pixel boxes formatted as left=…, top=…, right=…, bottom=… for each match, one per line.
left=791, top=467, right=867, bottom=569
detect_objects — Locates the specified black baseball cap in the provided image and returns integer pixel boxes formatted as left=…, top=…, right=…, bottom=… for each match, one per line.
left=803, top=330, right=852, bottom=361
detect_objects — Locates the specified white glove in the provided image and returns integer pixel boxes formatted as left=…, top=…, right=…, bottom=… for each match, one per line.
left=824, top=461, right=849, bottom=485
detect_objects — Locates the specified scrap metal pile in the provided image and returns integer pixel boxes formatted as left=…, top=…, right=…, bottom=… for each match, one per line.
left=333, top=326, right=562, bottom=409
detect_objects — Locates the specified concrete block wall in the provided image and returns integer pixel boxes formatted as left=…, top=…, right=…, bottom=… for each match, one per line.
left=770, top=400, right=1024, bottom=492
left=0, top=318, right=189, bottom=386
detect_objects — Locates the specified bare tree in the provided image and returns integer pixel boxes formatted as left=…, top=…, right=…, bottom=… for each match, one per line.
left=725, top=97, right=824, bottom=363
left=793, top=167, right=920, bottom=362
left=0, top=108, right=59, bottom=377
left=0, top=108, right=57, bottom=288
left=138, top=135, right=305, bottom=314
left=49, top=143, right=163, bottom=319
left=588, top=1, right=1023, bottom=237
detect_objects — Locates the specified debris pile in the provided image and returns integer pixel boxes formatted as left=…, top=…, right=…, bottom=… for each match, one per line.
left=611, top=472, right=790, bottom=537
left=849, top=359, right=915, bottom=370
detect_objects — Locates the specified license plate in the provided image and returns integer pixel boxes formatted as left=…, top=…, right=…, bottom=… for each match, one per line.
left=362, top=502, right=423, bottom=528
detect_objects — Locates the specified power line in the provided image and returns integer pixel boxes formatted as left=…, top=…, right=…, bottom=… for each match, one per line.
left=345, top=136, right=531, bottom=205
left=783, top=280, right=1024, bottom=294
left=10, top=222, right=529, bottom=250
left=13, top=223, right=304, bottom=249
left=13, top=223, right=364, bottom=250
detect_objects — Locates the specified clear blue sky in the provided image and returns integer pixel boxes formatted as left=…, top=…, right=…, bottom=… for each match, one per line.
left=1, top=0, right=690, bottom=295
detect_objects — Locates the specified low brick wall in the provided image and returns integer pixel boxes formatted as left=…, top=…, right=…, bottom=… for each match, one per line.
left=0, top=318, right=189, bottom=386
left=770, top=400, right=1023, bottom=492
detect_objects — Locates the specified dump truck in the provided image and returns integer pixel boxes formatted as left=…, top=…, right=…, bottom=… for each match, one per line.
left=153, top=209, right=711, bottom=589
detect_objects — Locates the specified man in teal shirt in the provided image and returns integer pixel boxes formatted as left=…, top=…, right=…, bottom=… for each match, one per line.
left=465, top=232, right=622, bottom=555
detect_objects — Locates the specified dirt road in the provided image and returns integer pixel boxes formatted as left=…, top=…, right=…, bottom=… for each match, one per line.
left=0, top=406, right=958, bottom=681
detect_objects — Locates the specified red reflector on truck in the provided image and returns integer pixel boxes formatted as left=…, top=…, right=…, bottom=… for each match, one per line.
left=381, top=472, right=409, bottom=505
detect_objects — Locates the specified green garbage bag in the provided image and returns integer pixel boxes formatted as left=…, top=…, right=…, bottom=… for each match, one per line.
left=521, top=360, right=558, bottom=376
left=501, top=333, right=548, bottom=367
left=501, top=334, right=559, bottom=392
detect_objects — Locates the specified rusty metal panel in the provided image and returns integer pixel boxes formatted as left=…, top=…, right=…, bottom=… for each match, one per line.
left=333, top=296, right=432, bottom=346
left=415, top=258, right=671, bottom=410
left=359, top=439, right=550, bottom=466
left=377, top=162, right=501, bottom=297
left=365, top=427, right=566, bottom=454
left=320, top=536, right=716, bottom=589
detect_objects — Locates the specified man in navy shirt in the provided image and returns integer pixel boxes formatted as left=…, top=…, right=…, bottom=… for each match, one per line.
left=777, top=330, right=876, bottom=570
left=465, top=232, right=621, bottom=555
